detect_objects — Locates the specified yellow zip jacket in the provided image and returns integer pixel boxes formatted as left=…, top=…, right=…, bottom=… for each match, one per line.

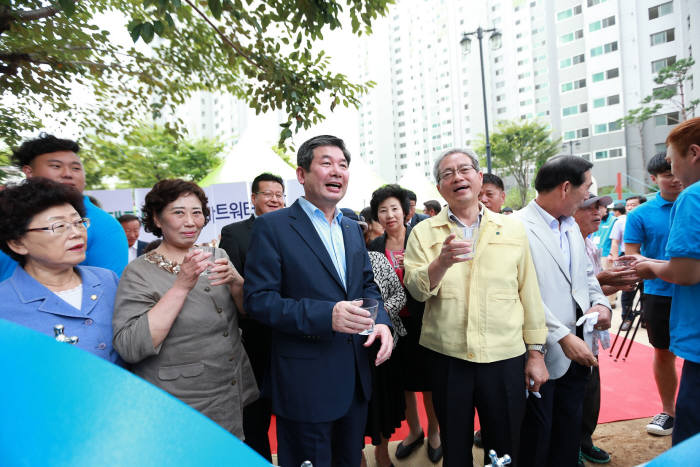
left=404, top=205, right=547, bottom=363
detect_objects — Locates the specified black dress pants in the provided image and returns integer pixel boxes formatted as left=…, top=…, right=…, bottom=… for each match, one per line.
left=520, top=361, right=591, bottom=467
left=430, top=350, right=527, bottom=467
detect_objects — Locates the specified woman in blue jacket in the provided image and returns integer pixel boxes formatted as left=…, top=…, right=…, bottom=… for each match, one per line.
left=0, top=177, right=122, bottom=365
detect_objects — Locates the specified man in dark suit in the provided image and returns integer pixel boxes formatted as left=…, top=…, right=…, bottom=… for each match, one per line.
left=219, top=172, right=285, bottom=461
left=405, top=189, right=429, bottom=227
left=118, top=214, right=148, bottom=261
left=244, top=135, right=393, bottom=467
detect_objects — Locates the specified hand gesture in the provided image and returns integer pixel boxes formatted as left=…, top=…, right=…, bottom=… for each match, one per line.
left=208, top=258, right=243, bottom=287
left=364, top=323, right=393, bottom=366
left=559, top=333, right=598, bottom=367
left=332, top=300, right=373, bottom=334
left=587, top=304, right=611, bottom=330
left=524, top=353, right=549, bottom=392
left=174, top=249, right=211, bottom=291
left=437, top=233, right=472, bottom=269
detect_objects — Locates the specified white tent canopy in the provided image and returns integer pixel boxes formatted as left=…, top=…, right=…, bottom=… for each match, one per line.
left=397, top=167, right=445, bottom=209
left=199, top=114, right=297, bottom=186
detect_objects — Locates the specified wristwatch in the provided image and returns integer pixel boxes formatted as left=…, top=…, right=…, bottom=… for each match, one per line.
left=527, top=344, right=546, bottom=355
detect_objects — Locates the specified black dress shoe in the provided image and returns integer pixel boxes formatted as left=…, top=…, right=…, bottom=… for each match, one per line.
left=427, top=443, right=443, bottom=463
left=395, top=431, right=424, bottom=459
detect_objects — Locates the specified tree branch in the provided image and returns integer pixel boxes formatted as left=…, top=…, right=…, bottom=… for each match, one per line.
left=182, top=0, right=265, bottom=72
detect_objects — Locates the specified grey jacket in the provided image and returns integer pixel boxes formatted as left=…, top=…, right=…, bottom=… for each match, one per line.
left=113, top=249, right=258, bottom=438
left=516, top=201, right=610, bottom=379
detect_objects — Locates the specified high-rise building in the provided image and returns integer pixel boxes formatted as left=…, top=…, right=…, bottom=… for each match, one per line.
left=357, top=0, right=700, bottom=192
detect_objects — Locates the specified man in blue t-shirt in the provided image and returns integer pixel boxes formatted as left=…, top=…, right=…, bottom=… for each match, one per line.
left=625, top=153, right=683, bottom=437
left=0, top=134, right=128, bottom=282
left=634, top=117, right=700, bottom=446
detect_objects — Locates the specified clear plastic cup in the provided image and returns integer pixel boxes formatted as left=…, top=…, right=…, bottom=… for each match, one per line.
left=356, top=298, right=379, bottom=336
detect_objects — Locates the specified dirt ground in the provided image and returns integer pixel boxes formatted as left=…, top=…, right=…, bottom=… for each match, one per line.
left=357, top=418, right=672, bottom=466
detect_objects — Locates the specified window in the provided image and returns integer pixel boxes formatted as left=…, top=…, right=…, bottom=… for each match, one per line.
left=578, top=128, right=590, bottom=138
left=655, top=112, right=680, bottom=126
left=651, top=56, right=676, bottom=73
left=592, top=71, right=604, bottom=82
left=655, top=143, right=667, bottom=153
left=603, top=16, right=615, bottom=27
left=560, top=29, right=583, bottom=43
left=573, top=54, right=585, bottom=64
left=561, top=78, right=586, bottom=93
left=591, top=41, right=617, bottom=57
left=594, top=123, right=607, bottom=134
left=649, top=1, right=673, bottom=20
left=607, top=94, right=620, bottom=105
left=651, top=29, right=675, bottom=46
left=593, top=97, right=605, bottom=108
left=562, top=104, right=587, bottom=116
left=564, top=130, right=576, bottom=140
left=606, top=68, right=619, bottom=79
left=587, top=0, right=607, bottom=5
left=557, top=5, right=581, bottom=21
left=589, top=20, right=601, bottom=32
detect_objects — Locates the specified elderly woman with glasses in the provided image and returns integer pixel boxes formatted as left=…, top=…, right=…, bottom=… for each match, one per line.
left=0, top=178, right=123, bottom=365
left=112, top=179, right=257, bottom=439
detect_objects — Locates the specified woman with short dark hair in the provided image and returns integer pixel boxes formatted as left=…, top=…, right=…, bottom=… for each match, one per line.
left=0, top=178, right=122, bottom=364
left=112, top=179, right=257, bottom=438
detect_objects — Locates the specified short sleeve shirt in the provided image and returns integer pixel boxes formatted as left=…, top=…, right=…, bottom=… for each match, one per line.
left=608, top=215, right=626, bottom=254
left=592, top=214, right=616, bottom=257
left=666, top=180, right=700, bottom=363
left=624, top=193, right=674, bottom=296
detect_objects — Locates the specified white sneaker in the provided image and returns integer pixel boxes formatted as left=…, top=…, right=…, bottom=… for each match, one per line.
left=646, top=413, right=674, bottom=436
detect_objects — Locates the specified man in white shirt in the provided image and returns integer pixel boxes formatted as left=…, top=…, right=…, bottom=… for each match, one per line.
left=118, top=214, right=147, bottom=262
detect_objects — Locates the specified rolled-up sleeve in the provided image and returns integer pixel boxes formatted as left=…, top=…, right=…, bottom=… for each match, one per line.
left=112, top=263, right=160, bottom=364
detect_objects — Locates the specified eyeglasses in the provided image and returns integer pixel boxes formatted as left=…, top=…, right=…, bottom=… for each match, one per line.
left=26, top=218, right=90, bottom=235
left=438, top=165, right=476, bottom=182
left=255, top=191, right=284, bottom=200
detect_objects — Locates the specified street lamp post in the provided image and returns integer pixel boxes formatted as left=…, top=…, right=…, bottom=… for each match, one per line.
left=461, top=27, right=502, bottom=174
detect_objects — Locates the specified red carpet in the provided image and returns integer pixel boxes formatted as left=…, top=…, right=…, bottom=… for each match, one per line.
left=267, top=341, right=682, bottom=452
left=598, top=340, right=683, bottom=423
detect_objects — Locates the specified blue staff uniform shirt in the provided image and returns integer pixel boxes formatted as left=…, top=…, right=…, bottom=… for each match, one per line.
left=592, top=214, right=617, bottom=257
left=624, top=192, right=674, bottom=296
left=0, top=265, right=124, bottom=365
left=298, top=197, right=347, bottom=289
left=666, top=180, right=700, bottom=364
left=81, top=196, right=129, bottom=276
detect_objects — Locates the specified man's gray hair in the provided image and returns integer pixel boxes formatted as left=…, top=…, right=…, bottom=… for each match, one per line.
left=433, top=148, right=481, bottom=183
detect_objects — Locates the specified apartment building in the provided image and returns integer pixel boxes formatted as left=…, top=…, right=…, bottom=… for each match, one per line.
left=357, top=0, right=699, bottom=191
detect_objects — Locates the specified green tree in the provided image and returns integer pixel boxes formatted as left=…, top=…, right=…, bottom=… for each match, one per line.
left=1, top=0, right=391, bottom=147
left=645, top=57, right=699, bottom=121
left=476, top=120, right=560, bottom=208
left=81, top=123, right=224, bottom=188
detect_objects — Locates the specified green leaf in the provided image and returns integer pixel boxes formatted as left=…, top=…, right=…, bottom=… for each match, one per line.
left=208, top=0, right=223, bottom=19
left=153, top=20, right=165, bottom=36
left=141, top=23, right=155, bottom=43
left=57, top=0, right=77, bottom=17
left=164, top=13, right=175, bottom=28
left=128, top=23, right=143, bottom=43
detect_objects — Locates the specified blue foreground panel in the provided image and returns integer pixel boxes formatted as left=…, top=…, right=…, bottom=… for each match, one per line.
left=645, top=432, right=700, bottom=466
left=0, top=319, right=271, bottom=467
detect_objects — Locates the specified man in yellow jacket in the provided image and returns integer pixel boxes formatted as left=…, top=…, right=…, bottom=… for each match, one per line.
left=404, top=148, right=548, bottom=467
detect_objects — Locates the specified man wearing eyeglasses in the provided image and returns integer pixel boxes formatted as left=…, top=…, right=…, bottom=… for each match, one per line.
left=218, top=171, right=285, bottom=461
left=0, top=134, right=128, bottom=282
left=403, top=148, right=548, bottom=466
